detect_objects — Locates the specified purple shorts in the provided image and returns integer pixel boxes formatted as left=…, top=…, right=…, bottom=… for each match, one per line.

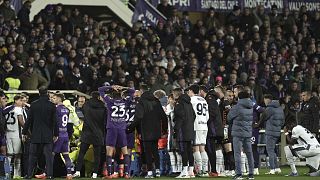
left=53, top=137, right=69, bottom=153
left=106, top=128, right=127, bottom=148
left=0, top=135, right=6, bottom=146
left=126, top=132, right=135, bottom=149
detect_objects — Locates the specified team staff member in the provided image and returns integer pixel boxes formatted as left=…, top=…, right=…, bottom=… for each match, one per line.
left=128, top=86, right=167, bottom=178
left=299, top=91, right=320, bottom=140
left=259, top=95, right=284, bottom=175
left=174, top=92, right=195, bottom=178
left=200, top=86, right=224, bottom=177
left=73, top=91, right=106, bottom=179
left=22, top=87, right=57, bottom=179
left=227, top=92, right=254, bottom=180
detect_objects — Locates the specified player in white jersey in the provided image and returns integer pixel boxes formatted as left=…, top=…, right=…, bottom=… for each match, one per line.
left=284, top=121, right=320, bottom=177
left=187, top=84, right=209, bottom=177
left=5, top=95, right=25, bottom=178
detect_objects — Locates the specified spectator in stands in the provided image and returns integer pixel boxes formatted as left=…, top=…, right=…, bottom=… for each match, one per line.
left=17, top=1, right=32, bottom=35
left=19, top=64, right=48, bottom=90
left=156, top=0, right=173, bottom=20
left=0, top=0, right=15, bottom=22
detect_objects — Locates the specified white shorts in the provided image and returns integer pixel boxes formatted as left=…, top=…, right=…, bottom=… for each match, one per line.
left=291, top=144, right=320, bottom=157
left=6, top=137, right=22, bottom=154
left=194, top=130, right=207, bottom=145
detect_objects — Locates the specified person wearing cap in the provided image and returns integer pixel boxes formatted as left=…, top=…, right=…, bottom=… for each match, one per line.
left=22, top=87, right=57, bottom=179
left=226, top=5, right=241, bottom=28
left=187, top=84, right=209, bottom=177
left=0, top=0, right=16, bottom=22
left=269, top=4, right=280, bottom=27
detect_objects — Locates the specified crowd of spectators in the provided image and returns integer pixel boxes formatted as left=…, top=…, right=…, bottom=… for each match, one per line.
left=0, top=0, right=320, bottom=109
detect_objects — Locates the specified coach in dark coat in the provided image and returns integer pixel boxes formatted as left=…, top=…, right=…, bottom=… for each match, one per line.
left=132, top=91, right=167, bottom=141
left=173, top=93, right=195, bottom=170
left=22, top=87, right=57, bottom=179
left=128, top=90, right=167, bottom=176
left=75, top=91, right=106, bottom=176
left=174, top=94, right=195, bottom=141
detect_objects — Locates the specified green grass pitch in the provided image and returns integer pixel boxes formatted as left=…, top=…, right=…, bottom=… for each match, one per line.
left=52, top=166, right=319, bottom=180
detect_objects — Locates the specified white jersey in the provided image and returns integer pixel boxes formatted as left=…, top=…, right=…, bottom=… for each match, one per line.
left=292, top=125, right=319, bottom=146
left=191, top=95, right=209, bottom=131
left=5, top=106, right=23, bottom=138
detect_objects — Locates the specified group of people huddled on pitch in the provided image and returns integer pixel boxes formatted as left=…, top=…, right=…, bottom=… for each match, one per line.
left=1, top=83, right=320, bottom=179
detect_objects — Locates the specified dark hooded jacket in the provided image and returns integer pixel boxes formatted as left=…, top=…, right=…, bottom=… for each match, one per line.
left=81, top=98, right=106, bottom=145
left=130, top=91, right=167, bottom=141
left=174, top=94, right=195, bottom=141
left=205, top=90, right=223, bottom=139
left=262, top=100, right=284, bottom=137
left=228, top=98, right=253, bottom=138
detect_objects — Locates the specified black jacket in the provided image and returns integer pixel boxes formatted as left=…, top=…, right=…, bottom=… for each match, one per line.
left=22, top=95, right=57, bottom=143
left=173, top=94, right=195, bottom=141
left=299, top=97, right=320, bottom=134
left=81, top=98, right=106, bottom=145
left=129, top=91, right=167, bottom=141
left=205, top=90, right=223, bottom=139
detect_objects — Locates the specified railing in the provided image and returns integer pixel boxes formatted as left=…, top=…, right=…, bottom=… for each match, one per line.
left=4, top=90, right=91, bottom=99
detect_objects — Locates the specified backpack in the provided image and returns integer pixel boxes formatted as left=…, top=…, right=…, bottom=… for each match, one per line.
left=0, top=155, right=10, bottom=179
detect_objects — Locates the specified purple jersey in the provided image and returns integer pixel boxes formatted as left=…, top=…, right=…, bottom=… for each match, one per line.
left=56, top=104, right=70, bottom=138
left=98, top=86, right=134, bottom=130
left=126, top=100, right=136, bottom=125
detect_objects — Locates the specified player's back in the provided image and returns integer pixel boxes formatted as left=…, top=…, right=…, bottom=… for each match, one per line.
left=191, top=95, right=209, bottom=131
left=126, top=100, right=136, bottom=125
left=106, top=98, right=129, bottom=130
left=56, top=104, right=69, bottom=138
left=293, top=125, right=319, bottom=146
left=6, top=106, right=23, bottom=138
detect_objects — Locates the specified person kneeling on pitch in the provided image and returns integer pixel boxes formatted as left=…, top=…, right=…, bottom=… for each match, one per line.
left=284, top=121, right=320, bottom=177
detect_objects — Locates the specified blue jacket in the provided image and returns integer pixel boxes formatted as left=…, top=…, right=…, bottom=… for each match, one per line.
left=263, top=100, right=284, bottom=137
left=228, top=98, right=253, bottom=138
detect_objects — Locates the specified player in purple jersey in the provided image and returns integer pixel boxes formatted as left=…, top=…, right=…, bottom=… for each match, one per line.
left=98, top=85, right=134, bottom=179
left=36, top=93, right=73, bottom=180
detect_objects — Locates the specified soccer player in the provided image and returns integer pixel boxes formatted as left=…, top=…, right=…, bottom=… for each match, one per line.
left=98, top=85, right=134, bottom=179
left=36, top=93, right=73, bottom=179
left=284, top=121, right=320, bottom=176
left=0, top=91, right=14, bottom=155
left=5, top=95, right=25, bottom=179
left=113, top=89, right=138, bottom=178
left=187, top=84, right=209, bottom=177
